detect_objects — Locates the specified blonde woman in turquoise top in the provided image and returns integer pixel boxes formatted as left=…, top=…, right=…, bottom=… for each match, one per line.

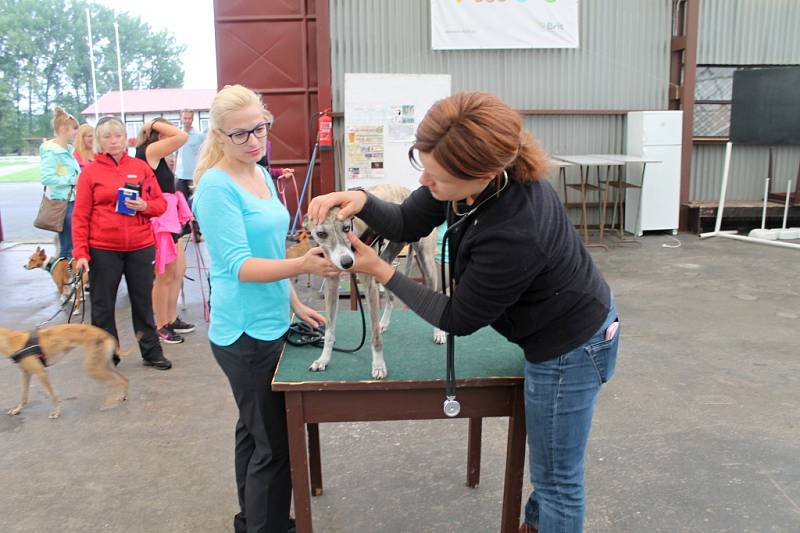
left=39, top=107, right=80, bottom=258
left=192, top=84, right=337, bottom=533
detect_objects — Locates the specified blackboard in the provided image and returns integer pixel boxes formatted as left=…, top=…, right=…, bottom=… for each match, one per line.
left=729, top=67, right=800, bottom=145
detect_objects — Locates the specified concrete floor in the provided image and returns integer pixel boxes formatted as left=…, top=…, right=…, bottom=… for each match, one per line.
left=0, top=234, right=798, bottom=533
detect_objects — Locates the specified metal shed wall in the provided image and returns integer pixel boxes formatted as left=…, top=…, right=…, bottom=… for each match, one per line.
left=328, top=0, right=672, bottom=219
left=691, top=0, right=800, bottom=201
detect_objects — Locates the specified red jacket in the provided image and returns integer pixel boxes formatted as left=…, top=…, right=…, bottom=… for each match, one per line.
left=72, top=152, right=166, bottom=260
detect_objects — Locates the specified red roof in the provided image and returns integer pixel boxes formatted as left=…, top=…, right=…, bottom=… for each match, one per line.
left=81, top=88, right=216, bottom=115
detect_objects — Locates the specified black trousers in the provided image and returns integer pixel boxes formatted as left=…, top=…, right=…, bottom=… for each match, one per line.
left=88, top=246, right=163, bottom=361
left=211, top=333, right=291, bottom=533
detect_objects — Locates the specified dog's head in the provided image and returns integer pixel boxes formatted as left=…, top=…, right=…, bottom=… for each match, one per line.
left=302, top=207, right=355, bottom=270
left=23, top=247, right=47, bottom=270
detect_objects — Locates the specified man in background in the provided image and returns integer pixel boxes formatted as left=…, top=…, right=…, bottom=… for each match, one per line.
left=175, top=108, right=205, bottom=239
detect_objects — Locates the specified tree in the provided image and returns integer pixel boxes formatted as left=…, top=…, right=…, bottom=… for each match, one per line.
left=0, top=0, right=186, bottom=153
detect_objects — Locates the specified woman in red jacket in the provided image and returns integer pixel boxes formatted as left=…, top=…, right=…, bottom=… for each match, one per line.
left=73, top=116, right=172, bottom=370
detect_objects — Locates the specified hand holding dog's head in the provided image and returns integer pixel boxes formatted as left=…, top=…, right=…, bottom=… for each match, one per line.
left=303, top=207, right=356, bottom=270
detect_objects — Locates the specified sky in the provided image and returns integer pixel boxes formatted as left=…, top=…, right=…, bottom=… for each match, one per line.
left=93, top=0, right=217, bottom=90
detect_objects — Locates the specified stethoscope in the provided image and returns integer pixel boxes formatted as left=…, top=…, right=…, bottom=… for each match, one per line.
left=440, top=170, right=509, bottom=417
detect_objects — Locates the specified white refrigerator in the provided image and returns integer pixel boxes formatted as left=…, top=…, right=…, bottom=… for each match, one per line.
left=624, top=111, right=683, bottom=235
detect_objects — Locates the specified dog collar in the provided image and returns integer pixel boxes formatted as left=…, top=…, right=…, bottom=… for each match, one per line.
left=11, top=330, right=48, bottom=366
left=46, top=257, right=66, bottom=275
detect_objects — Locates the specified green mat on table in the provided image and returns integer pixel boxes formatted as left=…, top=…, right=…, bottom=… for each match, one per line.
left=276, top=310, right=524, bottom=383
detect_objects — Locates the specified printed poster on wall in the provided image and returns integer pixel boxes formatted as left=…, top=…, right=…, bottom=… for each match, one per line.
left=346, top=126, right=385, bottom=180
left=430, top=0, right=580, bottom=50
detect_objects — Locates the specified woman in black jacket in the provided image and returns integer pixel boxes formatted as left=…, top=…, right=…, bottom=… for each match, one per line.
left=308, top=91, right=620, bottom=533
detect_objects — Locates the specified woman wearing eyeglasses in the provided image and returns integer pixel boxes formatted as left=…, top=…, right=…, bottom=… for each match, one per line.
left=192, top=85, right=337, bottom=533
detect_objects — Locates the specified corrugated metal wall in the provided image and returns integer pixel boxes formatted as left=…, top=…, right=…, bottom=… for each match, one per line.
left=329, top=0, right=670, bottom=110
left=698, top=0, right=800, bottom=65
left=692, top=0, right=800, bottom=202
left=328, top=0, right=671, bottom=221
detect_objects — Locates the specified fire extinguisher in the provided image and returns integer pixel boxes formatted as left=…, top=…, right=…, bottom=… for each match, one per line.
left=317, top=109, right=333, bottom=152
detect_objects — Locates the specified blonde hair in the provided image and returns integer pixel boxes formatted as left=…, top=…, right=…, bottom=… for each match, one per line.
left=193, top=84, right=272, bottom=185
left=93, top=117, right=127, bottom=153
left=52, top=107, right=78, bottom=136
left=74, top=124, right=95, bottom=162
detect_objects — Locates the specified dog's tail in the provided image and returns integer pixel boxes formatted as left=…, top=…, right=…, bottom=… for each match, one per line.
left=113, top=331, right=144, bottom=359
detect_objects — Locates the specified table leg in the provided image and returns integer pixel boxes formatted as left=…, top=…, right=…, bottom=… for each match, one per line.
left=466, top=418, right=482, bottom=488
left=286, top=392, right=313, bottom=533
left=580, top=165, right=589, bottom=243
left=636, top=163, right=647, bottom=237
left=308, top=423, right=323, bottom=496
left=500, top=386, right=527, bottom=533
left=599, top=165, right=610, bottom=240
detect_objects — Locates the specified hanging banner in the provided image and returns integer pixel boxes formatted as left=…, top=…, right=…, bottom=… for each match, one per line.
left=431, top=0, right=580, bottom=50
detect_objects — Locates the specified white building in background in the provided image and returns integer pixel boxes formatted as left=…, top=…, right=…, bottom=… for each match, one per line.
left=80, top=88, right=215, bottom=141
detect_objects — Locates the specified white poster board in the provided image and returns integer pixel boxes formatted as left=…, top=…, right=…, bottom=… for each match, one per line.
left=344, top=73, right=451, bottom=191
left=430, top=0, right=579, bottom=50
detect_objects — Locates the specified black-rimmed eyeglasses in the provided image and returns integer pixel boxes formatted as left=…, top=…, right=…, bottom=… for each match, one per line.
left=218, top=121, right=271, bottom=145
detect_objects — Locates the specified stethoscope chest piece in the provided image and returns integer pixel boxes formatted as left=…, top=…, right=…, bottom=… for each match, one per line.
left=443, top=395, right=461, bottom=417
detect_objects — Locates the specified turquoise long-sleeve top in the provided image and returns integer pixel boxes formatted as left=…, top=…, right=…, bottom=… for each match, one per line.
left=192, top=166, right=291, bottom=346
left=39, top=140, right=80, bottom=201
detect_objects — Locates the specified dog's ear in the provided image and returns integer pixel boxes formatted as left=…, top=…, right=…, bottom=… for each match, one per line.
left=301, top=214, right=311, bottom=232
left=38, top=248, right=46, bottom=258
left=35, top=246, right=41, bottom=253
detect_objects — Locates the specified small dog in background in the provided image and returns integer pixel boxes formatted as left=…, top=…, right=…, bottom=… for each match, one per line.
left=0, top=324, right=129, bottom=419
left=24, top=247, right=88, bottom=314
left=303, top=184, right=445, bottom=379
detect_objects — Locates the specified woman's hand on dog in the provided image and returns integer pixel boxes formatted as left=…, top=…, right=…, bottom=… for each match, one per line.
left=301, top=247, right=341, bottom=278
left=308, top=190, right=368, bottom=224
left=345, top=232, right=395, bottom=284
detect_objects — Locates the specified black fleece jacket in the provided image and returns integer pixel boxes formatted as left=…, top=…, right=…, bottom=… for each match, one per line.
left=358, top=176, right=611, bottom=363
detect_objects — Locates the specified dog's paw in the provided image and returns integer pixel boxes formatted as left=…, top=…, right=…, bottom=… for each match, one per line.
left=48, top=410, right=60, bottom=419
left=371, top=362, right=388, bottom=380
left=379, top=320, right=390, bottom=333
left=433, top=328, right=447, bottom=344
left=309, top=358, right=329, bottom=372
left=7, top=405, right=22, bottom=416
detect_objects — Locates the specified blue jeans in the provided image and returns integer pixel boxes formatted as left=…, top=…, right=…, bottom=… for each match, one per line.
left=523, top=299, right=619, bottom=533
left=58, top=201, right=74, bottom=258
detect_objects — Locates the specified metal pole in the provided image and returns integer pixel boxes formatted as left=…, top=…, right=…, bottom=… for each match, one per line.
left=86, top=9, right=99, bottom=124
left=712, top=142, right=733, bottom=234
left=114, top=19, right=125, bottom=125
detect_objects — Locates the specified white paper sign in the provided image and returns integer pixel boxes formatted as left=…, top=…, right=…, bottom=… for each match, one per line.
left=431, top=0, right=580, bottom=50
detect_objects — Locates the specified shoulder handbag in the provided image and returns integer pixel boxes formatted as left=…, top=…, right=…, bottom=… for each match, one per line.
left=33, top=186, right=73, bottom=233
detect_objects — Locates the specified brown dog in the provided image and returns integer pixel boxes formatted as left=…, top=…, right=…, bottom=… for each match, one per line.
left=23, top=247, right=88, bottom=314
left=0, top=324, right=129, bottom=419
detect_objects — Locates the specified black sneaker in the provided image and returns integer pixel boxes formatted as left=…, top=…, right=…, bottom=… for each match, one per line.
left=143, top=355, right=172, bottom=370
left=169, top=317, right=196, bottom=334
left=158, top=327, right=184, bottom=344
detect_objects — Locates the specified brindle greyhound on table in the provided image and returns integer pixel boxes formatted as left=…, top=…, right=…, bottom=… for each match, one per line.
left=0, top=324, right=129, bottom=419
left=302, top=184, right=445, bottom=379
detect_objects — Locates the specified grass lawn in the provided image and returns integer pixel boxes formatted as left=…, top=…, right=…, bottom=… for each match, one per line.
left=0, top=166, right=40, bottom=183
